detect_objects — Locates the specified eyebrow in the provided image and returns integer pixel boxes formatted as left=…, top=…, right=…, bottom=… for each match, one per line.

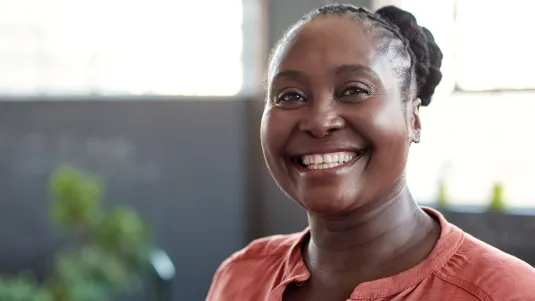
left=272, top=64, right=381, bottom=82
left=335, top=64, right=381, bottom=81
left=272, top=70, right=306, bottom=82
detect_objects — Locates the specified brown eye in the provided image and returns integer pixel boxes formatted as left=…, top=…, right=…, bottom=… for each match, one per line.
left=339, top=86, right=370, bottom=98
left=274, top=90, right=306, bottom=107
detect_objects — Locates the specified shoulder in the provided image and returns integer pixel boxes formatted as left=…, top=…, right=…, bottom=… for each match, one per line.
left=206, top=232, right=305, bottom=300
left=436, top=231, right=535, bottom=300
left=221, top=231, right=303, bottom=267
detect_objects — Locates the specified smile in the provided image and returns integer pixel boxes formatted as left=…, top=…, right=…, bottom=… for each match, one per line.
left=297, top=150, right=365, bottom=170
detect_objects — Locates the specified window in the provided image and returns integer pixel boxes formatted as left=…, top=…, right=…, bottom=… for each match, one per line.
left=0, top=0, right=250, bottom=96
left=391, top=0, right=535, bottom=209
left=454, top=0, right=535, bottom=91
left=399, top=0, right=535, bottom=92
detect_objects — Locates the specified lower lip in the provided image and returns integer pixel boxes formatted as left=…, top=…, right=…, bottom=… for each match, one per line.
left=293, top=152, right=365, bottom=175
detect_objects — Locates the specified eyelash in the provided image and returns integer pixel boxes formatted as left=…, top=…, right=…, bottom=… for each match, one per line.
left=273, top=91, right=305, bottom=105
left=338, top=86, right=370, bottom=98
left=273, top=85, right=370, bottom=105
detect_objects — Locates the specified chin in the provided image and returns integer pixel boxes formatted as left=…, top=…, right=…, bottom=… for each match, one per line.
left=294, top=189, right=361, bottom=215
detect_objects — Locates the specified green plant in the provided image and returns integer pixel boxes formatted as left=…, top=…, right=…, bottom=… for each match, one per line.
left=437, top=180, right=449, bottom=208
left=489, top=182, right=507, bottom=212
left=50, top=166, right=104, bottom=231
left=0, top=274, right=51, bottom=301
left=0, top=166, right=152, bottom=301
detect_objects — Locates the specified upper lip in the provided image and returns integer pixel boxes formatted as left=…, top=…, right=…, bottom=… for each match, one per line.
left=287, top=145, right=367, bottom=158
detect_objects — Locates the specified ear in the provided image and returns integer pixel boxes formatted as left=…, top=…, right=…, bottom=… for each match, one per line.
left=408, top=97, right=421, bottom=144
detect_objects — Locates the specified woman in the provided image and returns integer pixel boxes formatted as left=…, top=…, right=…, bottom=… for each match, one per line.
left=207, top=4, right=535, bottom=301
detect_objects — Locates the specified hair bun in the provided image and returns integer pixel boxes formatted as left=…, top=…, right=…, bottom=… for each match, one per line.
left=376, top=6, right=443, bottom=106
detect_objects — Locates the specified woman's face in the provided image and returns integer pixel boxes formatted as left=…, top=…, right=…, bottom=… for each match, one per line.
left=261, top=16, right=421, bottom=214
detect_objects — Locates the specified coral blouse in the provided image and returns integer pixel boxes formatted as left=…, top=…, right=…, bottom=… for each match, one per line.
left=207, top=208, right=535, bottom=300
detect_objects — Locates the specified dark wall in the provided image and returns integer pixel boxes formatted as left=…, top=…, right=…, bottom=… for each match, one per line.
left=0, top=98, right=249, bottom=301
left=441, top=210, right=535, bottom=266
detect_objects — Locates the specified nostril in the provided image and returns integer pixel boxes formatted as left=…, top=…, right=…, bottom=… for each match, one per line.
left=298, top=112, right=346, bottom=137
left=320, top=129, right=335, bottom=138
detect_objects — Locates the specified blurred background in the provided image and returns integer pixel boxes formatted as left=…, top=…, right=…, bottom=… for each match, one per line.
left=0, top=0, right=534, bottom=300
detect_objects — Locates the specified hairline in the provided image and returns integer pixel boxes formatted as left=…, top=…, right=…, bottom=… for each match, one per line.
left=266, top=13, right=415, bottom=101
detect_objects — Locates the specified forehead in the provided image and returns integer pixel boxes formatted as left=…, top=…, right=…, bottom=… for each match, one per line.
left=269, top=16, right=387, bottom=80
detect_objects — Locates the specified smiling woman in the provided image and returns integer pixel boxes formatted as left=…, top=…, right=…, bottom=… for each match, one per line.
left=206, top=3, right=535, bottom=301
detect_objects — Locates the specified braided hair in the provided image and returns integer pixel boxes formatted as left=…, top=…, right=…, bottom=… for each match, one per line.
left=268, top=4, right=443, bottom=106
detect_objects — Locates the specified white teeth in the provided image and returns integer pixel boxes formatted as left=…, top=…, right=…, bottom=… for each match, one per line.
left=300, top=151, right=359, bottom=170
left=332, top=154, right=339, bottom=162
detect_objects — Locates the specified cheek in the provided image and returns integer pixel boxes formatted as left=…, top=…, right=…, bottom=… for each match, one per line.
left=260, top=108, right=286, bottom=168
left=260, top=111, right=271, bottom=157
left=370, top=102, right=408, bottom=145
left=366, top=102, right=410, bottom=174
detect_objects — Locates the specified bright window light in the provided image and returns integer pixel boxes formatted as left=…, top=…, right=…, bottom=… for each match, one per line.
left=454, top=0, right=535, bottom=91
left=0, top=0, right=244, bottom=96
left=400, top=0, right=535, bottom=209
left=401, top=0, right=535, bottom=92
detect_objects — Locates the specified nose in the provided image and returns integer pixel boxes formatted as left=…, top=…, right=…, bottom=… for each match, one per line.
left=298, top=102, right=346, bottom=138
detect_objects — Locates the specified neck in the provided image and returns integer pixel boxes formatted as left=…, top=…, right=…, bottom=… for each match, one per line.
left=304, top=184, right=438, bottom=280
